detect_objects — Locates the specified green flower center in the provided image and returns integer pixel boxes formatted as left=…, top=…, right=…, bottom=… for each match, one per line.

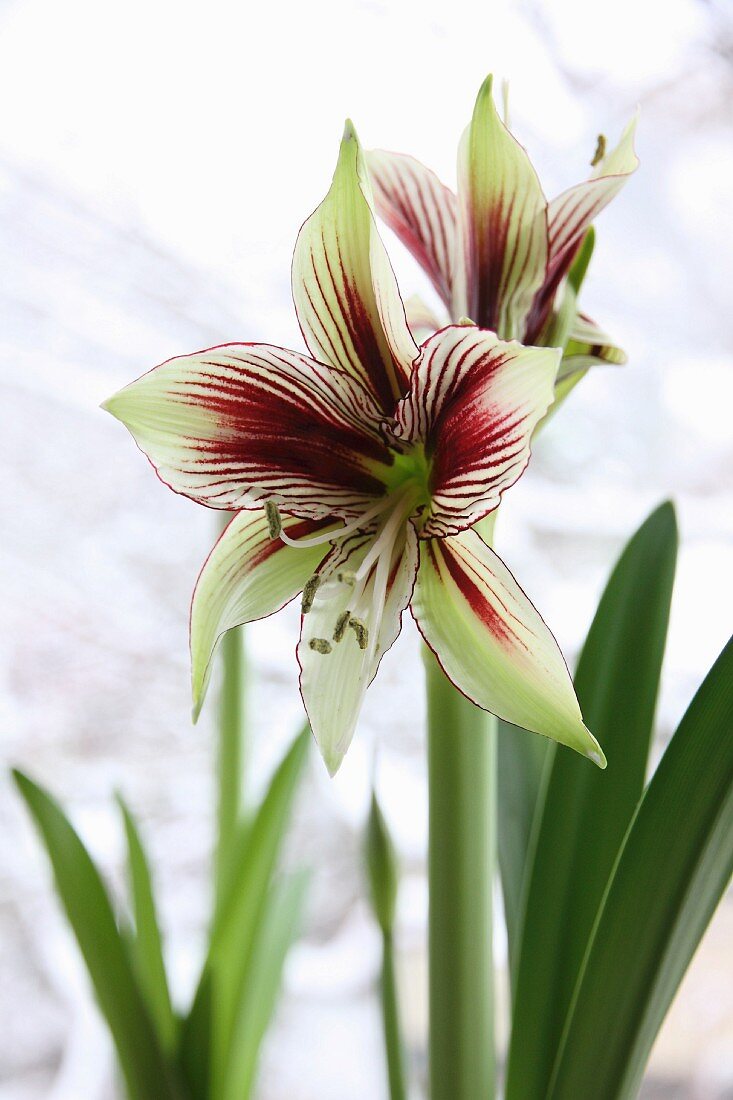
left=382, top=443, right=431, bottom=517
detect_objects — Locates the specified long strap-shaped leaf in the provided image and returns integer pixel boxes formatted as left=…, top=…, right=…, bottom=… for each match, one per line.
left=222, top=872, right=309, bottom=1100
left=547, top=633, right=733, bottom=1100
left=178, top=726, right=309, bottom=1098
left=497, top=722, right=548, bottom=983
left=506, top=502, right=678, bottom=1098
left=117, top=795, right=177, bottom=1053
left=13, top=772, right=181, bottom=1100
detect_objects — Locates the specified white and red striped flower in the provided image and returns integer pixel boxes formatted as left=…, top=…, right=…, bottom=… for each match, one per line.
left=104, top=123, right=603, bottom=775
left=367, top=75, right=638, bottom=387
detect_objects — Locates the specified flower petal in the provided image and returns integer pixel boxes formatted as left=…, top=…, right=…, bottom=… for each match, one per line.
left=191, top=510, right=334, bottom=715
left=391, top=326, right=560, bottom=537
left=103, top=343, right=392, bottom=517
left=298, top=523, right=419, bottom=775
left=404, top=294, right=444, bottom=342
left=412, top=529, right=604, bottom=764
left=561, top=311, right=627, bottom=375
left=527, top=119, right=638, bottom=339
left=454, top=75, right=548, bottom=339
left=292, top=122, right=418, bottom=412
left=366, top=150, right=457, bottom=306
left=548, top=118, right=638, bottom=285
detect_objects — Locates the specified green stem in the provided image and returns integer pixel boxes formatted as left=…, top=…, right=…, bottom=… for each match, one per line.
left=426, top=649, right=496, bottom=1100
left=214, top=517, right=247, bottom=908
left=381, top=930, right=408, bottom=1100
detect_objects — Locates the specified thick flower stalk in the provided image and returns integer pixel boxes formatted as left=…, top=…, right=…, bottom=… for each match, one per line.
left=103, top=123, right=603, bottom=776
left=367, top=75, right=638, bottom=390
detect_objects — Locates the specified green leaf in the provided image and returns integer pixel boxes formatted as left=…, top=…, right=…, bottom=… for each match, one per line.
left=365, top=791, right=399, bottom=936
left=222, top=872, right=309, bottom=1100
left=497, top=723, right=549, bottom=984
left=177, top=972, right=212, bottom=1100
left=506, top=502, right=678, bottom=1099
left=117, top=795, right=177, bottom=1053
left=181, top=725, right=309, bottom=1097
left=567, top=226, right=595, bottom=294
left=13, top=772, right=180, bottom=1100
left=547, top=633, right=733, bottom=1100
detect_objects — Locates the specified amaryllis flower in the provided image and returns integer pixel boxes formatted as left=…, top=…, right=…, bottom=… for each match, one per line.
left=367, top=75, right=638, bottom=394
left=103, top=124, right=603, bottom=775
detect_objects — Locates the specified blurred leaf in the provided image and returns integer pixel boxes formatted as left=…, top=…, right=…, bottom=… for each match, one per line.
left=222, top=872, right=309, bottom=1100
left=497, top=722, right=548, bottom=984
left=506, top=502, right=678, bottom=1099
left=13, top=772, right=180, bottom=1100
left=182, top=725, right=309, bottom=1096
left=547, top=634, right=733, bottom=1100
left=365, top=791, right=399, bottom=936
left=177, top=971, right=212, bottom=1100
left=215, top=604, right=246, bottom=908
left=117, top=795, right=177, bottom=1053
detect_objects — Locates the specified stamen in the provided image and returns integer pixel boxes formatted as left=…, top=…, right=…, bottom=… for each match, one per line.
left=348, top=618, right=369, bottom=650
left=353, top=483, right=417, bottom=586
left=591, top=133, right=606, bottom=167
left=301, top=574, right=321, bottom=614
left=333, top=611, right=351, bottom=642
left=309, top=638, right=332, bottom=655
left=278, top=495, right=395, bottom=550
left=457, top=316, right=476, bottom=327
left=265, top=500, right=282, bottom=539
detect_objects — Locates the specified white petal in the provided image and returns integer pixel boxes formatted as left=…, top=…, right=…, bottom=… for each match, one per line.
left=191, top=510, right=333, bottom=714
left=298, top=524, right=418, bottom=774
left=412, top=528, right=604, bottom=764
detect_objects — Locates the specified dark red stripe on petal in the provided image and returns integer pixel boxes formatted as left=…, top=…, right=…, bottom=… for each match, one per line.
left=435, top=540, right=514, bottom=646
left=368, top=151, right=457, bottom=308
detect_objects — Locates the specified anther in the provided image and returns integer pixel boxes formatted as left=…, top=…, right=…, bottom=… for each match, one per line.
left=301, top=574, right=321, bottom=614
left=591, top=133, right=606, bottom=167
left=265, top=500, right=282, bottom=539
left=333, top=610, right=351, bottom=642
left=309, top=638, right=332, bottom=655
left=348, top=618, right=369, bottom=650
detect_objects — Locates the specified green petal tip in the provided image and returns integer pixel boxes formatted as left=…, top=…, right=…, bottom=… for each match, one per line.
left=587, top=744, right=607, bottom=769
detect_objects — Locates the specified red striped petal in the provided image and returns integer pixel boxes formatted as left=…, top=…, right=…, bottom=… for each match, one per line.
left=298, top=523, right=418, bottom=774
left=292, top=123, right=418, bottom=413
left=561, top=311, right=628, bottom=375
left=191, top=510, right=334, bottom=714
left=103, top=343, right=393, bottom=517
left=391, top=326, right=559, bottom=537
left=412, top=529, right=604, bottom=763
left=367, top=150, right=457, bottom=307
left=455, top=75, right=548, bottom=340
left=526, top=118, right=638, bottom=341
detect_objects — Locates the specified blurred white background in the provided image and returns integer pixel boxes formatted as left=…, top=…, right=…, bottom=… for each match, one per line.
left=1, top=0, right=732, bottom=1096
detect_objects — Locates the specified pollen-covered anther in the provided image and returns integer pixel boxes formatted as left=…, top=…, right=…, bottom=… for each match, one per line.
left=591, top=133, right=607, bottom=167
left=333, top=610, right=351, bottom=642
left=265, top=500, right=282, bottom=539
left=301, top=574, right=321, bottom=614
left=348, top=618, right=369, bottom=650
left=309, top=637, right=333, bottom=655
